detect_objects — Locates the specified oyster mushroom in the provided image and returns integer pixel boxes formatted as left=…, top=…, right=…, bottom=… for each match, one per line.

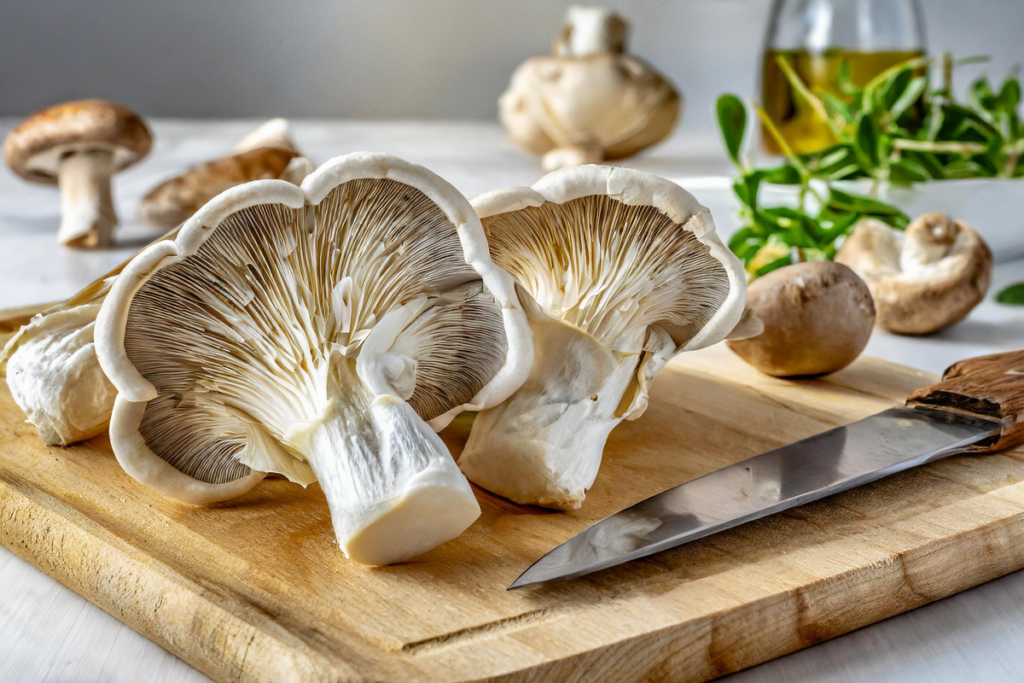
left=458, top=165, right=745, bottom=510
left=499, top=5, right=681, bottom=171
left=3, top=99, right=153, bottom=248
left=1, top=231, right=178, bottom=446
left=138, top=118, right=311, bottom=229
left=96, top=153, right=530, bottom=565
left=835, top=213, right=992, bottom=335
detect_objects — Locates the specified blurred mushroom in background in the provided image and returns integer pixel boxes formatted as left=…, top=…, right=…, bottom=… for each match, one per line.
left=836, top=213, right=992, bottom=335
left=499, top=5, right=681, bottom=171
left=138, top=118, right=311, bottom=229
left=3, top=99, right=152, bottom=248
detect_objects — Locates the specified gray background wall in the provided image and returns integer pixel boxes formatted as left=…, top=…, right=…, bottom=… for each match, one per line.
left=1, top=0, right=1021, bottom=130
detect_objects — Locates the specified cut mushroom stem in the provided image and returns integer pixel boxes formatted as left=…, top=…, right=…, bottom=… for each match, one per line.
left=57, top=150, right=118, bottom=248
left=287, top=357, right=479, bottom=565
left=463, top=316, right=641, bottom=510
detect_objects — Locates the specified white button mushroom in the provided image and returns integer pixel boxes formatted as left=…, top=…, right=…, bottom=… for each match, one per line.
left=95, top=153, right=531, bottom=566
left=138, top=118, right=312, bottom=229
left=835, top=213, right=993, bottom=335
left=3, top=100, right=153, bottom=248
left=499, top=5, right=681, bottom=171
left=458, top=165, right=746, bottom=510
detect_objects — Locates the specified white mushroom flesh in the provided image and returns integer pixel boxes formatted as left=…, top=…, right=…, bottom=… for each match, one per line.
left=117, top=178, right=508, bottom=564
left=460, top=195, right=731, bottom=509
left=2, top=304, right=115, bottom=446
left=57, top=149, right=118, bottom=248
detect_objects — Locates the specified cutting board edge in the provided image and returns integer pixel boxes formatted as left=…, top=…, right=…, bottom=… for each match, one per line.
left=0, top=475, right=369, bottom=683
left=5, top=452, right=1024, bottom=683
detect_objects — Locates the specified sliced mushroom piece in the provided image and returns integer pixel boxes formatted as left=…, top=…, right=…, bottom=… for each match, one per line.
left=1, top=230, right=178, bottom=446
left=138, top=118, right=312, bottom=230
left=459, top=165, right=746, bottom=510
left=96, top=153, right=531, bottom=565
left=3, top=99, right=153, bottom=248
left=835, top=213, right=992, bottom=335
left=499, top=5, right=681, bottom=171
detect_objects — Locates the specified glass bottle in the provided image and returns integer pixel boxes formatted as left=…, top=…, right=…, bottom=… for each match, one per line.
left=761, top=0, right=926, bottom=155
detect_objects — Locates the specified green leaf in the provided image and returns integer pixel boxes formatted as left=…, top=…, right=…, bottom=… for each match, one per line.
left=996, top=282, right=1024, bottom=305
left=760, top=164, right=802, bottom=184
left=942, top=159, right=988, bottom=178
left=853, top=112, right=881, bottom=170
left=716, top=94, right=747, bottom=167
left=999, top=78, right=1021, bottom=109
left=904, top=151, right=946, bottom=178
left=754, top=254, right=794, bottom=277
left=828, top=188, right=909, bottom=221
left=881, top=69, right=913, bottom=110
left=818, top=90, right=853, bottom=124
left=888, top=76, right=927, bottom=123
left=732, top=173, right=762, bottom=212
left=889, top=157, right=931, bottom=182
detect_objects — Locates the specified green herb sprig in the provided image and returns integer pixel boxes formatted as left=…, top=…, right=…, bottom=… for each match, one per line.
left=718, top=54, right=1024, bottom=278
left=716, top=93, right=908, bottom=277
left=787, top=54, right=1024, bottom=183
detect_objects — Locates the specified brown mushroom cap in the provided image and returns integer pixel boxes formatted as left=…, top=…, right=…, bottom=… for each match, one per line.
left=138, top=146, right=303, bottom=229
left=835, top=214, right=992, bottom=335
left=727, top=261, right=875, bottom=378
left=4, top=100, right=152, bottom=184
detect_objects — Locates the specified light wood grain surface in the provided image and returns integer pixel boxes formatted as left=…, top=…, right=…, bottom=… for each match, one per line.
left=3, top=312, right=1024, bottom=682
left=2, top=119, right=1024, bottom=683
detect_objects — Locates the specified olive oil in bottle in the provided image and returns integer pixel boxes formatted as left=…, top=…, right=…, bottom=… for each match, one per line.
left=760, top=48, right=925, bottom=155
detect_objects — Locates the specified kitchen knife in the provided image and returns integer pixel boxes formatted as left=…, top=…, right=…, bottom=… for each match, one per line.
left=509, top=350, right=1024, bottom=589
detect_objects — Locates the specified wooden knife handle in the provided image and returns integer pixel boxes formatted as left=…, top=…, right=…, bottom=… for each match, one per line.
left=907, top=350, right=1024, bottom=453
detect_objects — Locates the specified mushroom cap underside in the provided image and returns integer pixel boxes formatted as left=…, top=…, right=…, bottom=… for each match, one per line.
left=95, top=152, right=529, bottom=501
left=471, top=164, right=745, bottom=354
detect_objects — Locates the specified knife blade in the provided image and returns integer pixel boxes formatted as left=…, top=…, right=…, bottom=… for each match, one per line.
left=509, top=350, right=1024, bottom=589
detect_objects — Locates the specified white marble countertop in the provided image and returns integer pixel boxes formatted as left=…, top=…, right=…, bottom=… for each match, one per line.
left=0, top=119, right=1022, bottom=682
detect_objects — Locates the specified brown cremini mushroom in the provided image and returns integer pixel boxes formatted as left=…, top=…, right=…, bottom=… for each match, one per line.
left=4, top=99, right=152, bottom=248
left=138, top=118, right=311, bottom=229
left=728, top=261, right=875, bottom=377
left=499, top=5, right=681, bottom=171
left=835, top=214, right=992, bottom=335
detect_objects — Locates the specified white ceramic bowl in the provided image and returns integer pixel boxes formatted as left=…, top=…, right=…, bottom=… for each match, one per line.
left=674, top=176, right=1024, bottom=263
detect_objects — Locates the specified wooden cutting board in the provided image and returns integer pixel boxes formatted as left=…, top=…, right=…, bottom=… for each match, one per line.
left=2, top=307, right=1024, bottom=683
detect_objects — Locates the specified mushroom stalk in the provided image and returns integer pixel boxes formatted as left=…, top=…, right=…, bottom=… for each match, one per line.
left=459, top=317, right=641, bottom=511
left=57, top=150, right=118, bottom=248
left=287, top=358, right=480, bottom=566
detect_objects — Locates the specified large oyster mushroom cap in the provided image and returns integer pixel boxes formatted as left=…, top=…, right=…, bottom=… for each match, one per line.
left=460, top=165, right=745, bottom=510
left=96, top=153, right=531, bottom=565
left=836, top=214, right=992, bottom=335
left=499, top=5, right=681, bottom=171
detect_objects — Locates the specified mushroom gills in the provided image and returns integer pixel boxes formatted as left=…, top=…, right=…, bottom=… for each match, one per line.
left=460, top=192, right=733, bottom=509
left=116, top=175, right=507, bottom=563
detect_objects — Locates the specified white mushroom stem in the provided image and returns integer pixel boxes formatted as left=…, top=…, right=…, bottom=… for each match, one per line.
left=459, top=317, right=641, bottom=511
left=285, top=358, right=479, bottom=566
left=557, top=6, right=625, bottom=56
left=57, top=150, right=118, bottom=248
